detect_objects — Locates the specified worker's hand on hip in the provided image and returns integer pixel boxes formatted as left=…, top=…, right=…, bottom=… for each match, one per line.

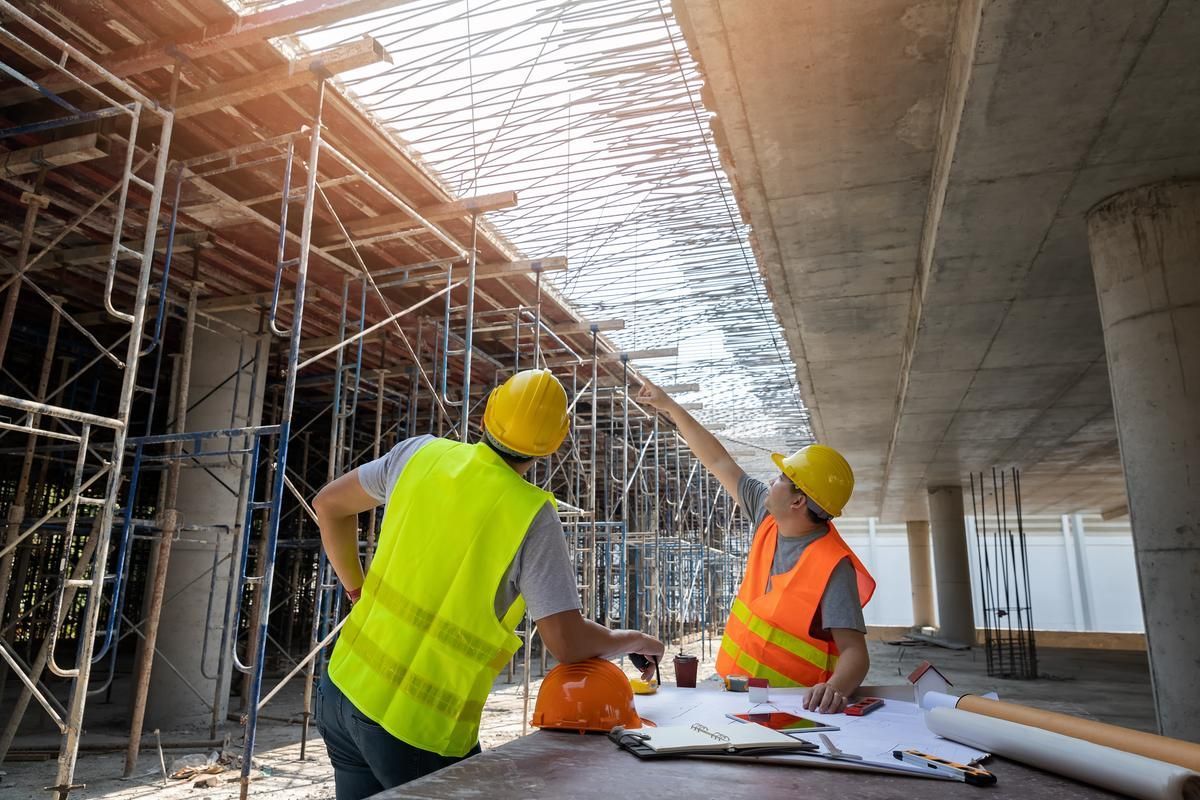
left=803, top=682, right=848, bottom=714
left=630, top=634, right=665, bottom=680
left=635, top=380, right=670, bottom=411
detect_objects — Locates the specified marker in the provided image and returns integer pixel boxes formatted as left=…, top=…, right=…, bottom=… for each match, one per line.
left=893, top=749, right=996, bottom=786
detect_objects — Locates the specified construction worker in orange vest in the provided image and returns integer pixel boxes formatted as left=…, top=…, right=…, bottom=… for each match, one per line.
left=638, top=379, right=874, bottom=714
left=315, top=369, right=663, bottom=799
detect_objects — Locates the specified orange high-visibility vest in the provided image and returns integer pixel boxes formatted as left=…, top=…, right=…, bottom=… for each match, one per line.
left=716, top=517, right=875, bottom=687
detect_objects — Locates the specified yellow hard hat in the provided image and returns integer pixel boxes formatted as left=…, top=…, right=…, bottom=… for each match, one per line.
left=482, top=369, right=570, bottom=458
left=770, top=444, right=854, bottom=517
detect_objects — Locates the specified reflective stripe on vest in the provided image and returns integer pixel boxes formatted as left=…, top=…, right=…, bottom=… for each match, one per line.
left=328, top=438, right=553, bottom=757
left=715, top=516, right=875, bottom=687
left=719, top=597, right=837, bottom=685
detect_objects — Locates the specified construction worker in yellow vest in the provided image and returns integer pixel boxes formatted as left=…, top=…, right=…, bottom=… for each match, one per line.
left=637, top=379, right=874, bottom=714
left=314, top=369, right=664, bottom=799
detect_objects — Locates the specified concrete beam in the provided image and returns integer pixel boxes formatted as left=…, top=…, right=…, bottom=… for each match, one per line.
left=0, top=134, right=108, bottom=176
left=877, top=0, right=985, bottom=518
left=662, top=383, right=700, bottom=393
left=0, top=0, right=405, bottom=108
left=173, top=38, right=390, bottom=120
left=312, top=190, right=518, bottom=243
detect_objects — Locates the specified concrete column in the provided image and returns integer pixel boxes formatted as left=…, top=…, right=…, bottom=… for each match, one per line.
left=927, top=486, right=975, bottom=647
left=145, top=320, right=266, bottom=728
left=905, top=520, right=936, bottom=629
left=1087, top=180, right=1200, bottom=742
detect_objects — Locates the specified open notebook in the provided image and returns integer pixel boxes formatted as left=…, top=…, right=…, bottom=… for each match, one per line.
left=609, top=721, right=817, bottom=758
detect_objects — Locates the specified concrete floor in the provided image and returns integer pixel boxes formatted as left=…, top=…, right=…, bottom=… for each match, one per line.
left=0, top=637, right=1156, bottom=798
left=862, top=640, right=1157, bottom=733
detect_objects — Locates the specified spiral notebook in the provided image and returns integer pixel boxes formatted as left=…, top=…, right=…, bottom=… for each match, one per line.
left=609, top=722, right=818, bottom=758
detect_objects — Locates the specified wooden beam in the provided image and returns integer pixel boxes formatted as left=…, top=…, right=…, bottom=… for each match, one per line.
left=556, top=320, right=624, bottom=336
left=475, top=319, right=623, bottom=339
left=197, top=290, right=292, bottom=313
left=543, top=346, right=677, bottom=367
left=0, top=0, right=406, bottom=108
left=174, top=38, right=390, bottom=120
left=50, top=232, right=209, bottom=266
left=677, top=402, right=704, bottom=411
left=621, top=347, right=679, bottom=360
left=1100, top=504, right=1129, bottom=521
left=400, top=256, right=565, bottom=285
left=0, top=134, right=108, bottom=176
left=312, top=191, right=518, bottom=243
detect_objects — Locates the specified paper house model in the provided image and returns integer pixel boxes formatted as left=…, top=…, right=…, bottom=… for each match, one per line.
left=907, top=660, right=952, bottom=706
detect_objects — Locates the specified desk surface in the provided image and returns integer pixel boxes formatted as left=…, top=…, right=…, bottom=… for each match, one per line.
left=382, top=729, right=1121, bottom=799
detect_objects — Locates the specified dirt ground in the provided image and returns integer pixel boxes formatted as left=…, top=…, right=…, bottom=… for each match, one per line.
left=0, top=633, right=723, bottom=800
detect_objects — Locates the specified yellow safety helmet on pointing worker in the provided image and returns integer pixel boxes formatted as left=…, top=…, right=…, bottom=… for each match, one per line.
left=482, top=368, right=570, bottom=458
left=771, top=444, right=854, bottom=518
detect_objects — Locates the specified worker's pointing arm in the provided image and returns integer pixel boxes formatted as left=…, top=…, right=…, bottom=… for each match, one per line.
left=636, top=379, right=746, bottom=501
left=313, top=468, right=380, bottom=601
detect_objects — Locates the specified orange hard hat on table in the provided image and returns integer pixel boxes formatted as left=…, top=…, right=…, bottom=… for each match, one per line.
left=531, top=658, right=644, bottom=734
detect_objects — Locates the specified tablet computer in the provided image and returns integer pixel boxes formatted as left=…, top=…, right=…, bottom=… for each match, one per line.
left=727, top=711, right=840, bottom=734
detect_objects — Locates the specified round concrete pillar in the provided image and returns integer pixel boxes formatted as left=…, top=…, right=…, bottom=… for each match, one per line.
left=905, top=520, right=936, bottom=629
left=145, top=321, right=266, bottom=728
left=1087, top=180, right=1200, bottom=742
left=927, top=486, right=975, bottom=647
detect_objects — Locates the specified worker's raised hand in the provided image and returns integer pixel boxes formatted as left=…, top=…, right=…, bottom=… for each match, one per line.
left=635, top=379, right=671, bottom=410
left=803, top=682, right=848, bottom=714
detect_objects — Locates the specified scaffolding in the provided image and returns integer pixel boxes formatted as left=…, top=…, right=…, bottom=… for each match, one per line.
left=0, top=2, right=771, bottom=797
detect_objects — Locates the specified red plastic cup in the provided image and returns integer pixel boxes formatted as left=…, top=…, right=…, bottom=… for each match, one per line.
left=673, top=653, right=698, bottom=688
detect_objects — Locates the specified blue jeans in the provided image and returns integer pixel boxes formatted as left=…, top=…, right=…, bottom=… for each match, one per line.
left=316, top=672, right=480, bottom=800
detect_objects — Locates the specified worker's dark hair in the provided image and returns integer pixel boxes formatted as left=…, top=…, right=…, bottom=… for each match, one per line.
left=484, top=431, right=535, bottom=468
left=786, top=477, right=832, bottom=524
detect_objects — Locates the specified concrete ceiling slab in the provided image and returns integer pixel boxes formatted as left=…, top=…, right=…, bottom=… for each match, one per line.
left=959, top=365, right=1085, bottom=411
left=676, top=0, right=1196, bottom=519
left=980, top=295, right=1106, bottom=369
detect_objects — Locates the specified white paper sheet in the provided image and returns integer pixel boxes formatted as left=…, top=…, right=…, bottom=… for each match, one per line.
left=634, top=683, right=988, bottom=770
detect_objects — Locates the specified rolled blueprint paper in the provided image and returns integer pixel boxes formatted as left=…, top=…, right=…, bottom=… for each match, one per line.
left=920, top=690, right=960, bottom=712
left=927, top=707, right=1200, bottom=800
left=956, top=694, right=1200, bottom=772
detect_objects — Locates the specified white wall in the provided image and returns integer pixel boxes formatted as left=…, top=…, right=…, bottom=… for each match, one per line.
left=836, top=514, right=1143, bottom=633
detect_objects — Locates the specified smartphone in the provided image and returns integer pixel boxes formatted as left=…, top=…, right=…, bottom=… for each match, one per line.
left=727, top=711, right=840, bottom=733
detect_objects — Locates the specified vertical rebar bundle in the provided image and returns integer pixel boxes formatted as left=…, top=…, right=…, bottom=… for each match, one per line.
left=970, top=468, right=1038, bottom=680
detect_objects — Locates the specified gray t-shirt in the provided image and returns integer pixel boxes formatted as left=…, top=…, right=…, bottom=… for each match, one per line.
left=356, top=435, right=582, bottom=622
left=738, top=474, right=866, bottom=639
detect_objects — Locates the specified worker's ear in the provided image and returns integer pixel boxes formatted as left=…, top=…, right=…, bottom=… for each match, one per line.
left=789, top=491, right=808, bottom=512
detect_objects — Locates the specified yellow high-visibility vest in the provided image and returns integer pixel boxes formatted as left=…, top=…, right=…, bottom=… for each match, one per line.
left=328, top=438, right=554, bottom=756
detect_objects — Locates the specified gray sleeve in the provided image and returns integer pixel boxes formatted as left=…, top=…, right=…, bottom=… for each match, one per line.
left=818, top=558, right=867, bottom=633
left=737, top=473, right=770, bottom=528
left=354, top=434, right=436, bottom=502
left=498, top=503, right=582, bottom=621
